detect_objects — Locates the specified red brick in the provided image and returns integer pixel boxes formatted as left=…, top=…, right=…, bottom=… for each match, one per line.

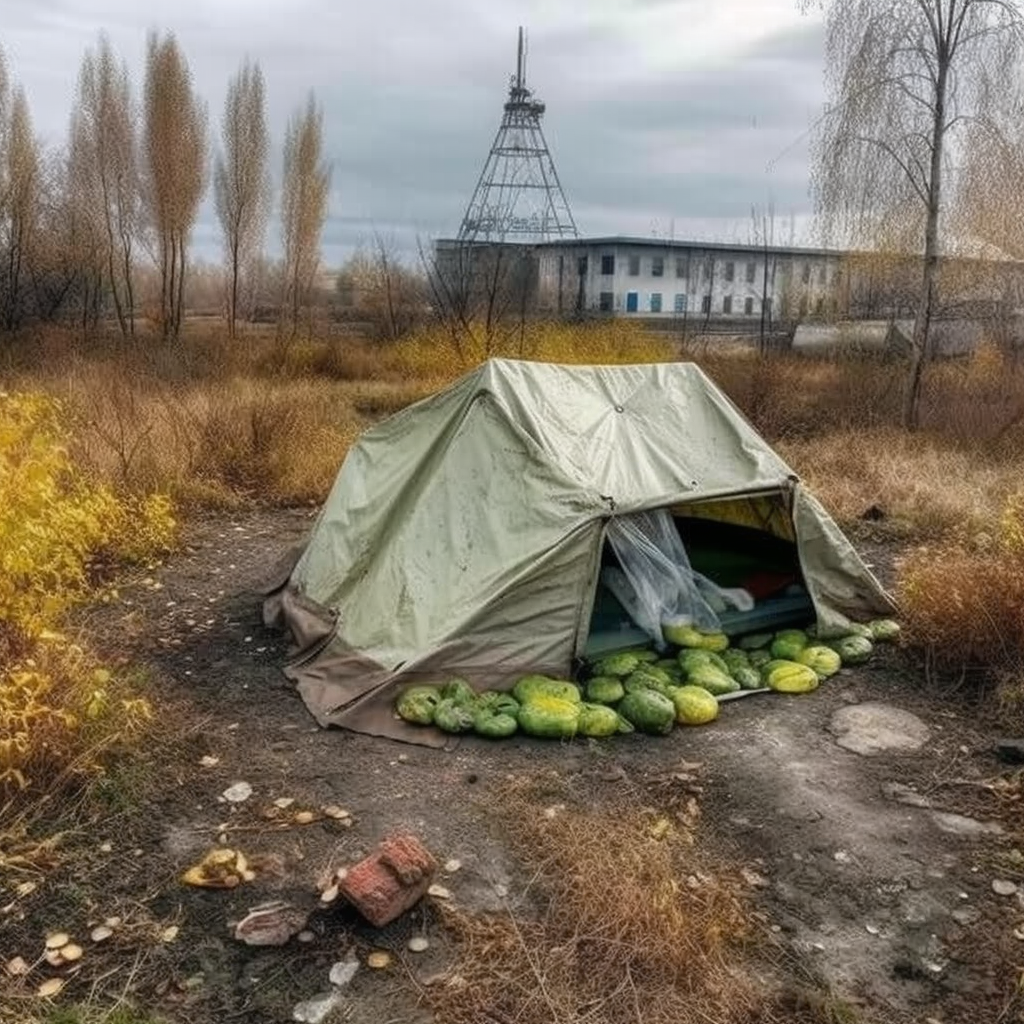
left=340, top=833, right=437, bottom=927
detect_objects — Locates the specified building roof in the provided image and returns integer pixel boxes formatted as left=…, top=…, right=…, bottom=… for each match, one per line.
left=436, top=235, right=848, bottom=259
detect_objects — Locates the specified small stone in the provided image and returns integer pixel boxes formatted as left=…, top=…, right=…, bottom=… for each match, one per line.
left=104, top=916, right=121, bottom=928
left=328, top=954, right=359, bottom=988
left=222, top=782, right=253, bottom=803
left=292, top=991, right=343, bottom=1023
left=366, top=950, right=391, bottom=969
left=334, top=867, right=348, bottom=882
left=1014, top=925, right=1024, bottom=941
left=273, top=797, right=296, bottom=809
left=993, top=879, right=1019, bottom=896
left=323, top=806, right=350, bottom=820
left=90, top=926, right=113, bottom=943
left=494, top=883, right=509, bottom=898
left=830, top=703, right=930, bottom=755
left=37, top=977, right=64, bottom=998
left=319, top=884, right=339, bottom=905
left=60, top=943, right=83, bottom=962
left=99, top=842, right=113, bottom=853
left=407, top=936, right=429, bottom=953
left=199, top=755, right=220, bottom=768
left=44, top=949, right=65, bottom=966
left=297, top=930, right=315, bottom=943
left=932, top=812, right=1004, bottom=838
left=44, top=932, right=70, bottom=950
left=427, top=884, right=451, bottom=900
left=833, top=850, right=852, bottom=864
left=160, top=925, right=179, bottom=943
left=7, top=956, right=29, bottom=976
left=865, top=923, right=880, bottom=935
left=444, top=858, right=462, bottom=873
left=294, top=811, right=316, bottom=825
left=740, top=867, right=769, bottom=888
left=952, top=907, right=982, bottom=925
left=881, top=782, right=931, bottom=808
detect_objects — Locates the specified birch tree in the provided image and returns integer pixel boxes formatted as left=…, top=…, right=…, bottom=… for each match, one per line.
left=280, top=93, right=330, bottom=338
left=803, top=0, right=1023, bottom=428
left=214, top=58, right=270, bottom=339
left=143, top=31, right=207, bottom=342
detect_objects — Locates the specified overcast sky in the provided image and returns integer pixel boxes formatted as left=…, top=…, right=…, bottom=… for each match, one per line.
left=3, top=0, right=826, bottom=266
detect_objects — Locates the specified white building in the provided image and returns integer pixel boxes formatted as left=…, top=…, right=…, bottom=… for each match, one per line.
left=533, top=236, right=845, bottom=322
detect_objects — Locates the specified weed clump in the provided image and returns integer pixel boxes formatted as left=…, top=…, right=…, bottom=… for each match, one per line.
left=425, top=787, right=767, bottom=1024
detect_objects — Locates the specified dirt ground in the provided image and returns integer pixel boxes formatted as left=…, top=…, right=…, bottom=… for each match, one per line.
left=6, top=508, right=1024, bottom=1024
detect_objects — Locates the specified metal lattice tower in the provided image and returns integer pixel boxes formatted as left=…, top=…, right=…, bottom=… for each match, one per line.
left=457, top=28, right=578, bottom=243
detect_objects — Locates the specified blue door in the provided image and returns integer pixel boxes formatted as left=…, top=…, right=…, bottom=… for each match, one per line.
left=626, top=291, right=638, bottom=313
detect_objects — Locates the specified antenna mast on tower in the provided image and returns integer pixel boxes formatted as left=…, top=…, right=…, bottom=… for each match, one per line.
left=457, top=27, right=578, bottom=243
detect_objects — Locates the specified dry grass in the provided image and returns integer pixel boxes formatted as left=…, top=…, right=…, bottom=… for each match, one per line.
left=422, top=784, right=783, bottom=1024
left=895, top=492, right=1024, bottom=675
left=776, top=428, right=1017, bottom=540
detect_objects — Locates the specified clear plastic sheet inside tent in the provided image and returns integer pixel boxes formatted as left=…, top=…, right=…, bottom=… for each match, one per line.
left=602, top=509, right=754, bottom=649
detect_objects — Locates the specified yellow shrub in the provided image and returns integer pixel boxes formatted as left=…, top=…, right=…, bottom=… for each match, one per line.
left=0, top=392, right=173, bottom=800
left=0, top=393, right=176, bottom=644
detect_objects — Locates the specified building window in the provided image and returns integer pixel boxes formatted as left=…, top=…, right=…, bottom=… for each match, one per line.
left=675, top=257, right=687, bottom=278
left=599, top=291, right=614, bottom=312
left=600, top=254, right=615, bottom=276
left=801, top=263, right=810, bottom=285
left=701, top=295, right=711, bottom=314
left=724, top=261, right=735, bottom=283
left=746, top=262, right=756, bottom=283
left=578, top=256, right=588, bottom=275
left=764, top=297, right=773, bottom=314
left=723, top=295, right=733, bottom=314
left=628, top=254, right=640, bottom=276
left=650, top=293, right=663, bottom=313
left=815, top=297, right=825, bottom=315
left=626, top=291, right=639, bottom=313
left=652, top=256, right=664, bottom=277
left=744, top=296, right=754, bottom=316
left=799, top=296, right=809, bottom=317
left=674, top=293, right=687, bottom=313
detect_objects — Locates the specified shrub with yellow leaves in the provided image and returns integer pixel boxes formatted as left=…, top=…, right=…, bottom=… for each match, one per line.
left=0, top=392, right=173, bottom=802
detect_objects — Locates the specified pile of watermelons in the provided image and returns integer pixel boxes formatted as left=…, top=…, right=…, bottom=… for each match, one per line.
left=393, top=618, right=900, bottom=740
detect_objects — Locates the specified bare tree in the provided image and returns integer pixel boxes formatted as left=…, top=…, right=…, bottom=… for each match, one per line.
left=72, top=35, right=139, bottom=340
left=214, top=58, right=270, bottom=339
left=338, top=235, right=427, bottom=340
left=280, top=92, right=330, bottom=339
left=1, top=87, right=40, bottom=331
left=142, top=31, right=207, bottom=342
left=804, top=0, right=1023, bottom=428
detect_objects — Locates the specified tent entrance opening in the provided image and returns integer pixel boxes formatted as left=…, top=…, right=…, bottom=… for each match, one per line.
left=583, top=497, right=815, bottom=658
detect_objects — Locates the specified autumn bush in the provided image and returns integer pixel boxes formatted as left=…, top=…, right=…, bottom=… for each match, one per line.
left=0, top=392, right=175, bottom=805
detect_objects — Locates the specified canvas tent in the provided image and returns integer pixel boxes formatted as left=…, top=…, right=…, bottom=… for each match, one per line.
left=264, top=358, right=895, bottom=745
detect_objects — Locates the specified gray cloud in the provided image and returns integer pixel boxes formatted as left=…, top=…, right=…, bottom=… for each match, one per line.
left=2, top=0, right=826, bottom=265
